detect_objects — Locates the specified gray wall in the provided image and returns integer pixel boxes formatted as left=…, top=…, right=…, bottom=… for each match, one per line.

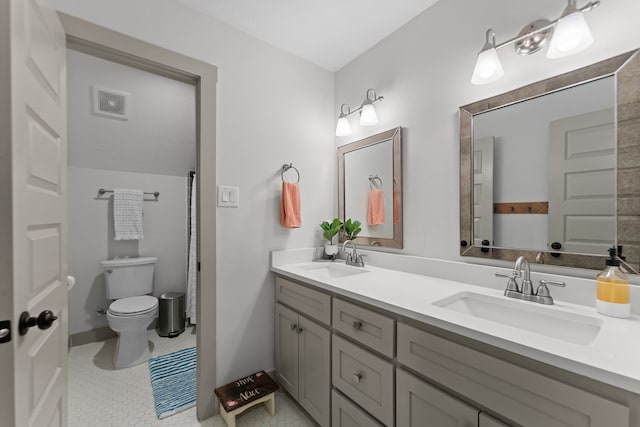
left=53, top=0, right=336, bottom=386
left=67, top=50, right=194, bottom=335
left=68, top=49, right=196, bottom=175
left=68, top=168, right=188, bottom=334
left=335, top=0, right=640, bottom=269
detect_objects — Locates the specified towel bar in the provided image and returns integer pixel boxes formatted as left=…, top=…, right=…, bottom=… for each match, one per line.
left=369, top=175, right=383, bottom=190
left=98, top=188, right=160, bottom=198
left=281, top=163, right=300, bottom=183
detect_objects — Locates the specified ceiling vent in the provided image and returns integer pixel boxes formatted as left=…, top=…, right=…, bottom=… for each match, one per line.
left=92, top=86, right=129, bottom=120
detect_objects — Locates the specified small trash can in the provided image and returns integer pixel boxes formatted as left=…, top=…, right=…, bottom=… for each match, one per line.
left=158, top=292, right=185, bottom=338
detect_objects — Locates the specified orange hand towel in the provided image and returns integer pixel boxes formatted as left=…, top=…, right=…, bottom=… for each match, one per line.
left=280, top=182, right=301, bottom=228
left=367, top=189, right=385, bottom=226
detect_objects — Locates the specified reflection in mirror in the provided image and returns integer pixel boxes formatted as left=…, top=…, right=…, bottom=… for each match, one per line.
left=338, top=127, right=402, bottom=248
left=473, top=76, right=615, bottom=254
left=460, top=49, right=640, bottom=271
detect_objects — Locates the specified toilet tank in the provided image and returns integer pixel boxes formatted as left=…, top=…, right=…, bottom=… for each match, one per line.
left=101, top=257, right=157, bottom=300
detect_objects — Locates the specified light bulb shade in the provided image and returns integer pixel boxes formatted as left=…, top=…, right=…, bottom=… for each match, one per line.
left=335, top=116, right=352, bottom=136
left=546, top=11, right=593, bottom=58
left=471, top=47, right=504, bottom=85
left=360, top=104, right=378, bottom=126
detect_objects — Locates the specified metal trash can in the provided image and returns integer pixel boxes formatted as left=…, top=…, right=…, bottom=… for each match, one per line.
left=158, top=292, right=185, bottom=337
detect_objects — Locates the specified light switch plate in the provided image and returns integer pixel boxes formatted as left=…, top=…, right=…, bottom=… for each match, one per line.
left=217, top=186, right=239, bottom=207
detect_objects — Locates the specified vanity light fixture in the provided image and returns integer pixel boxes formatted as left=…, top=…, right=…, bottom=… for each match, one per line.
left=335, top=89, right=384, bottom=136
left=471, top=0, right=600, bottom=85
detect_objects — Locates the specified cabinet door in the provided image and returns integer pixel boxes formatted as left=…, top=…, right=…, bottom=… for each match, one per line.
left=332, top=335, right=394, bottom=426
left=275, top=303, right=299, bottom=398
left=298, top=315, right=331, bottom=427
left=276, top=276, right=331, bottom=325
left=479, top=413, right=510, bottom=427
left=333, top=298, right=395, bottom=358
left=397, top=369, right=478, bottom=427
left=332, top=389, right=383, bottom=427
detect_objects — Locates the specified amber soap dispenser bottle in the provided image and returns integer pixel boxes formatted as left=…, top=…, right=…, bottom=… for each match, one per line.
left=596, top=247, right=630, bottom=318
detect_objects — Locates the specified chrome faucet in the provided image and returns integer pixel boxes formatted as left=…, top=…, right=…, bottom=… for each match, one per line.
left=514, top=256, right=534, bottom=301
left=496, top=256, right=566, bottom=305
left=342, top=240, right=365, bottom=267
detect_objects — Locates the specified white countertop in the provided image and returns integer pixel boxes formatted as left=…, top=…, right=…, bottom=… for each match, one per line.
left=271, top=248, right=640, bottom=395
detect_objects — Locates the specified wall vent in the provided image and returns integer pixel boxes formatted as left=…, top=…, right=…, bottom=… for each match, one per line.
left=92, top=86, right=129, bottom=120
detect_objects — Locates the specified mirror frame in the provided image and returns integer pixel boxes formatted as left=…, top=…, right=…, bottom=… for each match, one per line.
left=338, top=126, right=403, bottom=248
left=459, top=49, right=640, bottom=270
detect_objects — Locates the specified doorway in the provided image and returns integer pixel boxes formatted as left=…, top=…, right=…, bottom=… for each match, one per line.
left=62, top=13, right=218, bottom=421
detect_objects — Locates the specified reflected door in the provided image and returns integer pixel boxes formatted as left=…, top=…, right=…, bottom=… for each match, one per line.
left=473, top=137, right=494, bottom=247
left=548, top=108, right=615, bottom=255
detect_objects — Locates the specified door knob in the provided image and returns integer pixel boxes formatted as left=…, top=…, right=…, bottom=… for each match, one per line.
left=19, top=310, right=58, bottom=336
left=37, top=310, right=58, bottom=330
left=550, top=242, right=562, bottom=258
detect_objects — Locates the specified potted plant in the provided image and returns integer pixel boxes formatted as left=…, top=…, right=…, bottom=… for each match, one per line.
left=319, top=218, right=343, bottom=256
left=343, top=218, right=362, bottom=241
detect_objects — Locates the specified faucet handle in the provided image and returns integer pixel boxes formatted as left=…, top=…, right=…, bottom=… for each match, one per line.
left=535, top=280, right=566, bottom=305
left=537, top=279, right=566, bottom=296
left=496, top=272, right=520, bottom=295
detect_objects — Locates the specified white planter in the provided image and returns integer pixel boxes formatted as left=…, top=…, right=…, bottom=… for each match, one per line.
left=324, top=243, right=338, bottom=256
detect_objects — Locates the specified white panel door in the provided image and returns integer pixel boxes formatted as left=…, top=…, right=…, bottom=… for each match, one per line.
left=0, top=0, right=68, bottom=426
left=549, top=109, right=615, bottom=255
left=473, top=137, right=494, bottom=247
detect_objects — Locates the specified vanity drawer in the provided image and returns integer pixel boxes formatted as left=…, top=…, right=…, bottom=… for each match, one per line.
left=276, top=276, right=331, bottom=325
left=333, top=298, right=395, bottom=358
left=397, top=323, right=629, bottom=427
left=332, top=389, right=383, bottom=427
left=332, top=335, right=394, bottom=426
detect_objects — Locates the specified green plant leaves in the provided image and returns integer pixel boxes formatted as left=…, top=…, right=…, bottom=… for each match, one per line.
left=319, top=218, right=343, bottom=242
left=344, top=218, right=362, bottom=240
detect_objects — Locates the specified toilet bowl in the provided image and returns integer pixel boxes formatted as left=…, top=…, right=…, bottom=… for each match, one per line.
left=107, top=295, right=159, bottom=369
left=101, top=256, right=158, bottom=369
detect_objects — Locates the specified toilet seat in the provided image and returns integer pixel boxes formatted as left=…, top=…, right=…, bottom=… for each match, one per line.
left=109, top=295, right=158, bottom=317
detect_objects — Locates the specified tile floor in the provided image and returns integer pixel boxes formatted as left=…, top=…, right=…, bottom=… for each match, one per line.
left=68, top=326, right=316, bottom=426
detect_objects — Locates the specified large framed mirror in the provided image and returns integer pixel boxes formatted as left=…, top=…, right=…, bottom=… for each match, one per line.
left=460, top=49, right=640, bottom=271
left=338, top=127, right=402, bottom=248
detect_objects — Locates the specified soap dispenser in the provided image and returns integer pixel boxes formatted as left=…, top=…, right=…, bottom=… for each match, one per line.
left=596, top=247, right=630, bottom=318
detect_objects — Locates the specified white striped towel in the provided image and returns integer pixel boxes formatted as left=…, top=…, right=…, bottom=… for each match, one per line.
left=114, top=188, right=144, bottom=240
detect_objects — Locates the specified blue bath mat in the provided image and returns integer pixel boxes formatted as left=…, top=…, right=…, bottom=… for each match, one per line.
left=148, top=346, right=196, bottom=419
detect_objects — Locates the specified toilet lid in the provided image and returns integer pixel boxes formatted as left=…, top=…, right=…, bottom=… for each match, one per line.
left=109, top=295, right=158, bottom=316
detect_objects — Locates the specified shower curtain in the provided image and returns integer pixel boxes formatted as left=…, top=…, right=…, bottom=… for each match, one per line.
left=186, top=172, right=197, bottom=324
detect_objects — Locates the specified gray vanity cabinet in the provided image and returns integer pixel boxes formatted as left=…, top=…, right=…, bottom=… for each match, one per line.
left=274, top=273, right=634, bottom=427
left=397, top=322, right=629, bottom=427
left=396, top=368, right=478, bottom=427
left=275, top=277, right=331, bottom=427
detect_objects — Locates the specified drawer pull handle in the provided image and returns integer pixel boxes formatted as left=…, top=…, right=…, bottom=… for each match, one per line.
left=290, top=323, right=297, bottom=331
left=353, top=320, right=363, bottom=330
left=297, top=326, right=304, bottom=334
left=352, top=372, right=363, bottom=384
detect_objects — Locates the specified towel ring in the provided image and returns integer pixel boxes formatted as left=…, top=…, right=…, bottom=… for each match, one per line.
left=281, top=163, right=300, bottom=183
left=369, top=175, right=383, bottom=190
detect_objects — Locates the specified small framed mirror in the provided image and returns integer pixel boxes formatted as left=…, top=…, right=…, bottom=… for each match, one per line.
left=338, top=127, right=402, bottom=248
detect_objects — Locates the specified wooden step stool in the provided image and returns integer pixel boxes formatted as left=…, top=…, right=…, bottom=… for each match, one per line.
left=214, top=371, right=279, bottom=427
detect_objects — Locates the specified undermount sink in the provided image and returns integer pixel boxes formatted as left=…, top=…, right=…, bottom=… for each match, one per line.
left=301, top=263, right=369, bottom=279
left=433, top=292, right=603, bottom=345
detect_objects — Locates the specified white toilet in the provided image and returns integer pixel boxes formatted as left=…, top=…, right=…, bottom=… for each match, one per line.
left=101, top=256, right=159, bottom=369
